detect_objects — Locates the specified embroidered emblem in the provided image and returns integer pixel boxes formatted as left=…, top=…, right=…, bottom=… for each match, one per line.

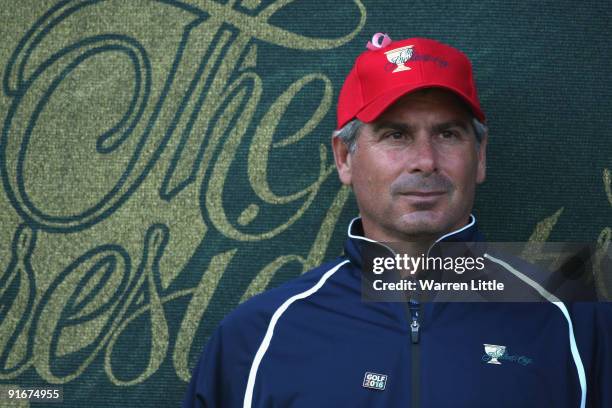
left=483, top=343, right=506, bottom=364
left=482, top=344, right=533, bottom=366
left=362, top=372, right=387, bottom=390
left=384, top=45, right=414, bottom=73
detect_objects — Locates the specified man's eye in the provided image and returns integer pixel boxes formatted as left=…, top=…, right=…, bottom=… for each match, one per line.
left=384, top=131, right=405, bottom=140
left=440, top=130, right=458, bottom=139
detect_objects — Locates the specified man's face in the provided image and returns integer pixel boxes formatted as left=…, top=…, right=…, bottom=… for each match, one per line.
left=332, top=88, right=487, bottom=242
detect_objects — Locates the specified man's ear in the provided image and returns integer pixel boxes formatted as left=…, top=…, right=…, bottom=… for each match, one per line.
left=332, top=135, right=353, bottom=186
left=476, top=132, right=487, bottom=184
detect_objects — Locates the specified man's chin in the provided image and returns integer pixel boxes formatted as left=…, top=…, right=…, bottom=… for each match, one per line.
left=394, top=211, right=448, bottom=239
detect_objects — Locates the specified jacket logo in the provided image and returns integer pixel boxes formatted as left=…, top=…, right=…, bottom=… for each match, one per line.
left=482, top=344, right=533, bottom=366
left=362, top=372, right=387, bottom=390
left=483, top=343, right=506, bottom=364
left=384, top=45, right=414, bottom=73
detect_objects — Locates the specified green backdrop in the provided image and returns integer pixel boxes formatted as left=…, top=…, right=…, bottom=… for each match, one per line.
left=0, top=0, right=610, bottom=406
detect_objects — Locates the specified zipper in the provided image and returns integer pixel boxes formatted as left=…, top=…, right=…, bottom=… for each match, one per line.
left=409, top=300, right=420, bottom=344
left=409, top=299, right=420, bottom=408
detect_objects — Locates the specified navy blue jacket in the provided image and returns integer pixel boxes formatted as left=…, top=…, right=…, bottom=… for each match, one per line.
left=183, top=217, right=612, bottom=407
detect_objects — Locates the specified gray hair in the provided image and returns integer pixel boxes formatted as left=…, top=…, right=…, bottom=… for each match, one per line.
left=333, top=117, right=487, bottom=153
left=332, top=119, right=364, bottom=153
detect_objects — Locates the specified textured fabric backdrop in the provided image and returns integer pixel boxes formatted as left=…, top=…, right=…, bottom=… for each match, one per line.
left=0, top=0, right=610, bottom=406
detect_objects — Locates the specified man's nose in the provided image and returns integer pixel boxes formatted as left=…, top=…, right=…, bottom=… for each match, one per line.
left=407, top=135, right=437, bottom=175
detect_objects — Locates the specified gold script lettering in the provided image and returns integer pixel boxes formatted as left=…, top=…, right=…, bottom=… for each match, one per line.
left=173, top=250, right=236, bottom=381
left=240, top=185, right=351, bottom=301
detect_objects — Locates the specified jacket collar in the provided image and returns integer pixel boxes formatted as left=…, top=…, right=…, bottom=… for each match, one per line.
left=343, top=215, right=484, bottom=270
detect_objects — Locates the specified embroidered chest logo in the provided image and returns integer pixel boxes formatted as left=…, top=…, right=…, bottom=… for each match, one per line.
left=384, top=45, right=414, bottom=73
left=362, top=372, right=387, bottom=390
left=482, top=343, right=533, bottom=366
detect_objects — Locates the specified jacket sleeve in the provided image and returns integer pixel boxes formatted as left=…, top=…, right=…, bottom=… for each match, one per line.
left=182, top=325, right=227, bottom=408
left=591, top=302, right=612, bottom=407
left=183, top=320, right=254, bottom=408
left=573, top=301, right=612, bottom=408
left=181, top=282, right=302, bottom=407
left=182, top=306, right=265, bottom=408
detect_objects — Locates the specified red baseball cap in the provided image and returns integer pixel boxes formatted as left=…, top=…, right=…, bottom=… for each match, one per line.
left=336, top=36, right=485, bottom=129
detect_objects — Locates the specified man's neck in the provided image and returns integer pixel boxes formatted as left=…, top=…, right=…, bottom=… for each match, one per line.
left=359, top=216, right=473, bottom=275
left=359, top=216, right=472, bottom=246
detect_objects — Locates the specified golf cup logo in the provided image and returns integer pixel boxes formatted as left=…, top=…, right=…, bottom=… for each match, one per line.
left=483, top=344, right=506, bottom=364
left=384, top=45, right=414, bottom=73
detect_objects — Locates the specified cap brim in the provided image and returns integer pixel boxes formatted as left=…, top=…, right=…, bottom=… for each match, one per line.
left=355, top=83, right=486, bottom=124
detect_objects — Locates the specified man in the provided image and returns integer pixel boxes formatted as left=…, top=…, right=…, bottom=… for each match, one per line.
left=183, top=35, right=611, bottom=407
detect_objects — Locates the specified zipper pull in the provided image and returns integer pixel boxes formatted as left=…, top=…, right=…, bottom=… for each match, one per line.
left=410, top=317, right=420, bottom=344
left=408, top=299, right=420, bottom=344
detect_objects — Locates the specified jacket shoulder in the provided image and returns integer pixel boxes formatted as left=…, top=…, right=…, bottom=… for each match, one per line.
left=222, top=257, right=349, bottom=332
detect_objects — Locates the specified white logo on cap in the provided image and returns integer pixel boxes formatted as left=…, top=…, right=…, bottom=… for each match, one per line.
left=384, top=45, right=414, bottom=73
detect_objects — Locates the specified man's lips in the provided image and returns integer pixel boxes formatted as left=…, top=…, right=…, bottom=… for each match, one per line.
left=399, top=191, right=446, bottom=197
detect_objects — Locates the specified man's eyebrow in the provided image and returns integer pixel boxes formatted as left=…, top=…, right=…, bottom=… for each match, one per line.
left=372, top=121, right=415, bottom=132
left=431, top=120, right=471, bottom=134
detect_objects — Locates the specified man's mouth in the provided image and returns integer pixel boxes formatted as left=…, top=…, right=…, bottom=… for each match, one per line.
left=400, top=191, right=446, bottom=197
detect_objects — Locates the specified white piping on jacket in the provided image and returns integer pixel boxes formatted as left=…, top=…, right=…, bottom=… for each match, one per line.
left=347, top=214, right=476, bottom=247
left=432, top=214, right=476, bottom=245
left=484, top=253, right=586, bottom=408
left=243, top=259, right=350, bottom=408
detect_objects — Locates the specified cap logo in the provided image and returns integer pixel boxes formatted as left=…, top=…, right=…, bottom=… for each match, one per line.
left=384, top=45, right=414, bottom=73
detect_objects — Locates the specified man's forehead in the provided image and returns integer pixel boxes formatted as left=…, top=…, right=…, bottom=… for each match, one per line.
left=371, top=88, right=474, bottom=125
